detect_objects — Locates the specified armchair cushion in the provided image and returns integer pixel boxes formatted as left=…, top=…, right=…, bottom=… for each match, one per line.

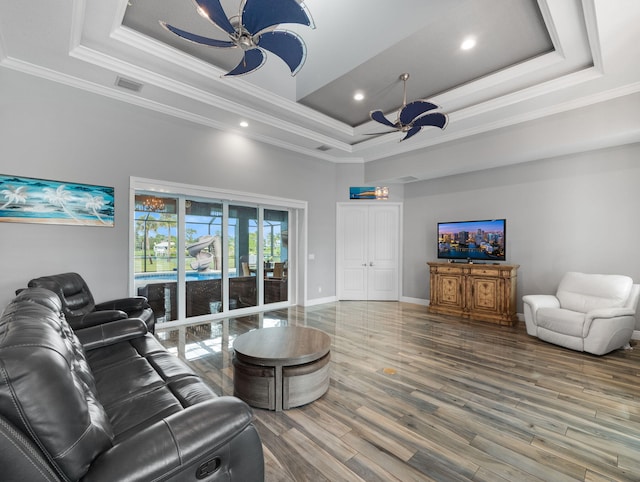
left=537, top=308, right=586, bottom=337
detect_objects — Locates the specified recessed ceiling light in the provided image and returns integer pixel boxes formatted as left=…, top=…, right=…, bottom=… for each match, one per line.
left=353, top=92, right=365, bottom=101
left=239, top=121, right=249, bottom=128
left=461, top=37, right=476, bottom=51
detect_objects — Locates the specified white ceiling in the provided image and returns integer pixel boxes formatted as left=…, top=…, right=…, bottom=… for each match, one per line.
left=1, top=0, right=639, bottom=182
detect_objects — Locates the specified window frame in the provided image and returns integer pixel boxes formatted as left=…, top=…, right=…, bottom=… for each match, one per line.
left=129, top=177, right=307, bottom=328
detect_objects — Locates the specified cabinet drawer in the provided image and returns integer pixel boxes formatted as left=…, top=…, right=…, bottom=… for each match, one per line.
left=469, top=267, right=501, bottom=277
left=433, top=266, right=464, bottom=274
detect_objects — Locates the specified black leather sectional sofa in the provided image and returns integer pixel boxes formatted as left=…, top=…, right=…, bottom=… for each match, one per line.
left=0, top=287, right=264, bottom=481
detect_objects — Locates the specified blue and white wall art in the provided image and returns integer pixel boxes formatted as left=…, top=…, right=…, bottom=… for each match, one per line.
left=0, top=174, right=114, bottom=227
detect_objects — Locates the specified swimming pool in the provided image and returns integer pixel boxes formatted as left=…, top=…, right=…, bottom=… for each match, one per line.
left=136, top=271, right=222, bottom=281
left=134, top=270, right=239, bottom=288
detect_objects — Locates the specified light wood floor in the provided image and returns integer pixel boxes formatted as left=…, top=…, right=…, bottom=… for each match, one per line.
left=157, top=302, right=640, bottom=481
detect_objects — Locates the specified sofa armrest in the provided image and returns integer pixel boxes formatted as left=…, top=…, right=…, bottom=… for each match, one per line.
left=94, top=296, right=149, bottom=312
left=76, top=318, right=148, bottom=350
left=83, top=397, right=263, bottom=482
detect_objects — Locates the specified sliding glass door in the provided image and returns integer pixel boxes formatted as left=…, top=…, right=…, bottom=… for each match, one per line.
left=185, top=199, right=223, bottom=317
left=228, top=204, right=258, bottom=310
left=134, top=195, right=179, bottom=321
left=264, top=209, right=288, bottom=305
left=131, top=180, right=302, bottom=327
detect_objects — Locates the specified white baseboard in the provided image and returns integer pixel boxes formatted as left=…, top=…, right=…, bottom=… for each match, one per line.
left=400, top=296, right=429, bottom=306
left=303, top=295, right=338, bottom=307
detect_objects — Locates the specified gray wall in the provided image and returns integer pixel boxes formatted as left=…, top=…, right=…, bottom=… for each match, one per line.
left=0, top=68, right=340, bottom=309
left=403, top=147, right=640, bottom=327
left=2, top=67, right=640, bottom=330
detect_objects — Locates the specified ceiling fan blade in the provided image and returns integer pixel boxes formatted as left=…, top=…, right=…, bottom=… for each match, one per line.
left=370, top=110, right=397, bottom=128
left=413, top=112, right=448, bottom=129
left=362, top=131, right=396, bottom=136
left=160, top=22, right=234, bottom=48
left=401, top=126, right=422, bottom=141
left=400, top=127, right=422, bottom=142
left=257, top=31, right=306, bottom=75
left=194, top=0, right=236, bottom=34
left=242, top=0, right=313, bottom=35
left=401, top=113, right=448, bottom=141
left=225, top=48, right=265, bottom=76
left=399, top=100, right=439, bottom=125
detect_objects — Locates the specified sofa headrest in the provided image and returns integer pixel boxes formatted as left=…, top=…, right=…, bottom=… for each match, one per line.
left=11, top=287, right=63, bottom=316
left=556, top=272, right=633, bottom=313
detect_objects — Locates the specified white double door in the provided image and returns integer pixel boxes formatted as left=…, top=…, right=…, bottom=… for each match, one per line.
left=336, top=202, right=401, bottom=300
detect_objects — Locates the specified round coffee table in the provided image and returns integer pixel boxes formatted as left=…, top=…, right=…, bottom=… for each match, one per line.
left=232, top=326, right=331, bottom=411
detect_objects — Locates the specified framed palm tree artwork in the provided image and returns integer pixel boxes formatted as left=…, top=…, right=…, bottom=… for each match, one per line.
left=0, top=174, right=114, bottom=227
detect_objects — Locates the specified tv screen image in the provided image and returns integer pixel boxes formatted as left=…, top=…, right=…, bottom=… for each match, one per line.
left=438, top=219, right=506, bottom=261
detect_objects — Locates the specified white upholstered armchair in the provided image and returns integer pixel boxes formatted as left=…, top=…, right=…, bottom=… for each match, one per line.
left=523, top=272, right=640, bottom=355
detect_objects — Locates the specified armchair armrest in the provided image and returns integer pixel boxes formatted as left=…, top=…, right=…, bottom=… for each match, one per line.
left=94, top=296, right=149, bottom=312
left=72, top=310, right=128, bottom=330
left=76, top=318, right=148, bottom=350
left=522, top=295, right=561, bottom=336
left=83, top=398, right=261, bottom=482
left=522, top=294, right=561, bottom=313
left=583, top=307, right=638, bottom=336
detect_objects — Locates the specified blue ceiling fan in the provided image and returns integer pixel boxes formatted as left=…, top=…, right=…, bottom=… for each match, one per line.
left=369, top=73, right=449, bottom=141
left=161, top=0, right=314, bottom=77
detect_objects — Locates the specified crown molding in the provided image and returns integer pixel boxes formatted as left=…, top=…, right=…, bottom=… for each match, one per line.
left=110, top=26, right=354, bottom=137
left=581, top=0, right=604, bottom=72
left=358, top=74, right=640, bottom=163
left=353, top=65, right=603, bottom=157
left=0, top=56, right=358, bottom=164
left=70, top=44, right=354, bottom=152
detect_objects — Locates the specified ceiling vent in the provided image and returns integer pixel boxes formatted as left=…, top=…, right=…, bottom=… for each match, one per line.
left=115, top=76, right=144, bottom=93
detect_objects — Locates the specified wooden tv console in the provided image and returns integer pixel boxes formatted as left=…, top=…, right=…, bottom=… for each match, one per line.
left=427, top=261, right=519, bottom=326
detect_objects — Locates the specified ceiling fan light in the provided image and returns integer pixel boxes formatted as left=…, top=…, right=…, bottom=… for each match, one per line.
left=196, top=6, right=208, bottom=18
left=238, top=34, right=254, bottom=49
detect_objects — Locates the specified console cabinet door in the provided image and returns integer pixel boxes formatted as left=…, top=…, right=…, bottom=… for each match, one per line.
left=434, top=273, right=465, bottom=310
left=467, top=276, right=502, bottom=317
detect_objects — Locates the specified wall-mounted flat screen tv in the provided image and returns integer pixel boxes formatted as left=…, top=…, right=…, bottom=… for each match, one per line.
left=438, top=219, right=506, bottom=261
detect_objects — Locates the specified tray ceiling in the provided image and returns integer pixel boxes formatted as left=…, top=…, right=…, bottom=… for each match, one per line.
left=1, top=0, right=639, bottom=181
